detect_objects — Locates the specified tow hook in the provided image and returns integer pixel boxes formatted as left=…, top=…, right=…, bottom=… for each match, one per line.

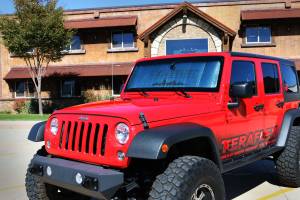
left=29, top=164, right=43, bottom=176
left=82, top=176, right=99, bottom=191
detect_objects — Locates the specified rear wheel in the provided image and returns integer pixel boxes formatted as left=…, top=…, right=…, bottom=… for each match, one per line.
left=25, top=147, right=90, bottom=200
left=275, top=126, right=300, bottom=187
left=149, top=156, right=225, bottom=200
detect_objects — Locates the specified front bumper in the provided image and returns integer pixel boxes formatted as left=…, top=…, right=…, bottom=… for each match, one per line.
left=30, top=155, right=124, bottom=200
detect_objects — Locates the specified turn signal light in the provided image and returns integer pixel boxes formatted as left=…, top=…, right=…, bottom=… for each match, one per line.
left=161, top=144, right=169, bottom=153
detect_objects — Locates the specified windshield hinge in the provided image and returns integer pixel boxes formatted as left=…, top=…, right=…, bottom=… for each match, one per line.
left=139, top=112, right=149, bottom=129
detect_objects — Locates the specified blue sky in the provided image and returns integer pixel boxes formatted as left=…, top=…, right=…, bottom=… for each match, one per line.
left=0, top=0, right=206, bottom=14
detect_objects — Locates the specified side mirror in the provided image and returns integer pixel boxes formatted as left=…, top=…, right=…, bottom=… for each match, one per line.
left=230, top=82, right=254, bottom=98
left=228, top=82, right=253, bottom=109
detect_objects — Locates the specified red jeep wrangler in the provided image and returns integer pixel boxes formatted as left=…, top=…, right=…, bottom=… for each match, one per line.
left=26, top=52, right=300, bottom=200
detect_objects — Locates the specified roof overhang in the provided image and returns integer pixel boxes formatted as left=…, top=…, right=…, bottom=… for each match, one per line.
left=4, top=63, right=134, bottom=80
left=241, top=8, right=300, bottom=21
left=139, top=2, right=236, bottom=41
left=64, top=16, right=137, bottom=29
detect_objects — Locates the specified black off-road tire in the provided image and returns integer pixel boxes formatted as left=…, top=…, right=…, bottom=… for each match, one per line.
left=26, top=160, right=51, bottom=200
left=149, top=156, right=225, bottom=200
left=25, top=148, right=89, bottom=200
left=275, top=126, right=300, bottom=187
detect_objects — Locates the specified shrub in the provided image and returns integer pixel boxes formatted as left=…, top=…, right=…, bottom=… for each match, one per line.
left=0, top=110, right=12, bottom=114
left=83, top=90, right=99, bottom=103
left=83, top=89, right=112, bottom=103
left=13, top=100, right=27, bottom=113
left=13, top=99, right=37, bottom=114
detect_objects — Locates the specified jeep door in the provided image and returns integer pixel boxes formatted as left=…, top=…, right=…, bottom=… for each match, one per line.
left=223, top=58, right=264, bottom=159
left=259, top=61, right=284, bottom=145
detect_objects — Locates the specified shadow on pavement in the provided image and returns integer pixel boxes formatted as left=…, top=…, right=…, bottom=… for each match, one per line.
left=223, top=159, right=282, bottom=200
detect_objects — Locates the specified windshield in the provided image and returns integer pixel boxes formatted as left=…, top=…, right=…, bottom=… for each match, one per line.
left=125, top=57, right=223, bottom=92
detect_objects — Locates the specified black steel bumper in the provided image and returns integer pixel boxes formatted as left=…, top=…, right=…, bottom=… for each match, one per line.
left=30, top=155, right=124, bottom=200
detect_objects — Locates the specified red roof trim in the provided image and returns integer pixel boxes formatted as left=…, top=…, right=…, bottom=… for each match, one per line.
left=241, top=8, right=300, bottom=21
left=4, top=63, right=134, bottom=80
left=64, top=16, right=137, bottom=29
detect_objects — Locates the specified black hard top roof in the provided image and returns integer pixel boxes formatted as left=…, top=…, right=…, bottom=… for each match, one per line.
left=230, top=52, right=295, bottom=66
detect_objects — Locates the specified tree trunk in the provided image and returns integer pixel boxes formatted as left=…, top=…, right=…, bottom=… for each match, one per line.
left=37, top=91, right=43, bottom=115
left=37, top=78, right=43, bottom=115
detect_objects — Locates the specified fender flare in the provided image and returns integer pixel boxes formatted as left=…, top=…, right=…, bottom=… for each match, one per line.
left=277, top=109, right=300, bottom=147
left=127, top=123, right=222, bottom=169
left=28, top=121, right=46, bottom=142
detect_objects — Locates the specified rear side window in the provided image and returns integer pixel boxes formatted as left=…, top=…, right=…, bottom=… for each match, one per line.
left=281, top=64, right=298, bottom=93
left=261, top=63, right=280, bottom=94
left=230, top=61, right=257, bottom=95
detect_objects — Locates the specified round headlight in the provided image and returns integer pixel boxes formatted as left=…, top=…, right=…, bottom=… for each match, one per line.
left=50, top=118, right=59, bottom=136
left=115, top=123, right=130, bottom=145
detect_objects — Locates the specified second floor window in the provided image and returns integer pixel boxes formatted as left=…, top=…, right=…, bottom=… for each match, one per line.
left=65, top=36, right=82, bottom=51
left=246, top=27, right=271, bottom=44
left=112, top=32, right=134, bottom=49
left=166, top=38, right=208, bottom=55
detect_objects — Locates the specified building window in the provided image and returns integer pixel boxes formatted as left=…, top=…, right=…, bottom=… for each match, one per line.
left=111, top=32, right=134, bottom=49
left=166, top=39, right=208, bottom=55
left=64, top=35, right=83, bottom=52
left=15, top=80, right=35, bottom=98
left=61, top=80, right=80, bottom=97
left=261, top=63, right=280, bottom=94
left=246, top=27, right=271, bottom=44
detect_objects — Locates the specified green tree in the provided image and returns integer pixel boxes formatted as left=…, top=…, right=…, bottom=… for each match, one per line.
left=0, top=0, right=73, bottom=115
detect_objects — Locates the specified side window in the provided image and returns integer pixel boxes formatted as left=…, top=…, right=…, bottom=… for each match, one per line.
left=230, top=61, right=257, bottom=95
left=261, top=63, right=280, bottom=94
left=111, top=31, right=134, bottom=49
left=245, top=26, right=272, bottom=44
left=281, top=64, right=299, bottom=93
left=61, top=80, right=81, bottom=97
left=15, top=80, right=35, bottom=98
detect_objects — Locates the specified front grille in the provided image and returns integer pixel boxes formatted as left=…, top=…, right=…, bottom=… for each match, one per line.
left=58, top=120, right=109, bottom=156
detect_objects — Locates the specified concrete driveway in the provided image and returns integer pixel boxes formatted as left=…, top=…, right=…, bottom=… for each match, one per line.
left=0, top=121, right=299, bottom=200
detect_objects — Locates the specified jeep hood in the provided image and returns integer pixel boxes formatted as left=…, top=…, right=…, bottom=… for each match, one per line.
left=54, top=97, right=221, bottom=125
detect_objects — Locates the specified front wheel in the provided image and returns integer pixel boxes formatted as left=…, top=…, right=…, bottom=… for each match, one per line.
left=149, top=156, right=225, bottom=200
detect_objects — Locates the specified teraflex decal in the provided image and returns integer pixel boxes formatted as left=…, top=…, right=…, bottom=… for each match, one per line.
left=221, top=126, right=277, bottom=157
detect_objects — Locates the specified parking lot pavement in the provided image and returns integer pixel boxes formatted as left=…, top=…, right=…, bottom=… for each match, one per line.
left=0, top=121, right=299, bottom=200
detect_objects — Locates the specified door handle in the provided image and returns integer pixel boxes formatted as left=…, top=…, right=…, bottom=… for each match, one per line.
left=254, top=104, right=264, bottom=111
left=276, top=101, right=284, bottom=108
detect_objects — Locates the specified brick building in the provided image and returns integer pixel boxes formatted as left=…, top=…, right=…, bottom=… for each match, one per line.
left=0, top=0, right=300, bottom=112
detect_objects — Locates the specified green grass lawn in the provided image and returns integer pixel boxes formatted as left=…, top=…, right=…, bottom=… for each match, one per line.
left=0, top=114, right=50, bottom=121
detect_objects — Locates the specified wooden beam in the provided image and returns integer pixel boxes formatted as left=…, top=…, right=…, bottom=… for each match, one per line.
left=222, top=33, right=230, bottom=51
left=144, top=37, right=152, bottom=58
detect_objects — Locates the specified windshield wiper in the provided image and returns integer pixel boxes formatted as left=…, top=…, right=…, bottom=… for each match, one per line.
left=175, top=89, right=192, bottom=98
left=135, top=89, right=149, bottom=97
